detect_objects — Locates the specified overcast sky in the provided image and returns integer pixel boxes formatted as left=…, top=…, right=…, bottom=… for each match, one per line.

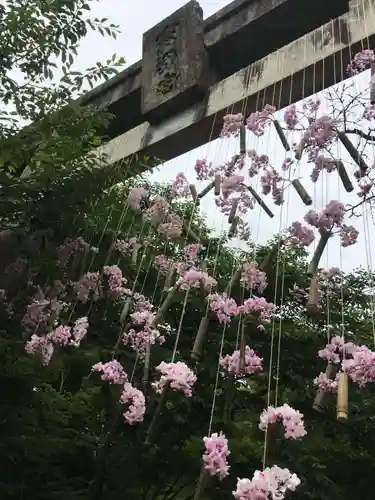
left=74, top=0, right=375, bottom=274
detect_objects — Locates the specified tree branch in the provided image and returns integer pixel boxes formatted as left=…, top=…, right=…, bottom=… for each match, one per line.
left=345, top=128, right=375, bottom=142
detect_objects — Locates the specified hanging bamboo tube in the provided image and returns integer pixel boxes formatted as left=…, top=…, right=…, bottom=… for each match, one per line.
left=228, top=198, right=239, bottom=223
left=337, top=372, right=349, bottom=422
left=223, top=374, right=236, bottom=425
left=239, top=322, right=246, bottom=373
left=163, top=263, right=176, bottom=292
left=371, top=62, right=375, bottom=105
left=260, top=239, right=284, bottom=271
left=292, top=179, right=312, bottom=205
left=189, top=184, right=200, bottom=205
left=313, top=362, right=337, bottom=412
left=295, top=139, right=305, bottom=160
left=337, top=132, right=368, bottom=175
left=336, top=160, right=354, bottom=192
left=131, top=244, right=140, bottom=265
left=143, top=285, right=179, bottom=389
left=191, top=315, right=210, bottom=360
left=228, top=216, right=238, bottom=238
left=153, top=284, right=178, bottom=326
left=198, top=180, right=215, bottom=200
left=145, top=385, right=170, bottom=444
left=225, top=265, right=243, bottom=294
left=120, top=297, right=132, bottom=324
left=264, top=422, right=279, bottom=467
left=193, top=468, right=209, bottom=500
left=240, top=125, right=246, bottom=154
left=214, top=174, right=221, bottom=196
left=306, top=276, right=319, bottom=314
left=183, top=222, right=200, bottom=243
left=245, top=185, right=274, bottom=218
left=307, top=230, right=331, bottom=277
left=273, top=120, right=290, bottom=151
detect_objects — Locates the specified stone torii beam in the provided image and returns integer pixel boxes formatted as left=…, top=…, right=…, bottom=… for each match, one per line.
left=81, top=0, right=372, bottom=170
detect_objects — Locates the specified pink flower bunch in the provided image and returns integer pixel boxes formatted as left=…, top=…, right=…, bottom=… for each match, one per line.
left=286, top=221, right=315, bottom=247
left=221, top=113, right=244, bottom=137
left=113, top=237, right=139, bottom=254
left=313, top=371, right=339, bottom=393
left=300, top=115, right=338, bottom=163
left=221, top=175, right=245, bottom=199
left=157, top=213, right=183, bottom=239
left=154, top=254, right=174, bottom=275
left=194, top=158, right=215, bottom=181
left=22, top=292, right=68, bottom=333
left=120, top=382, right=146, bottom=425
left=311, top=155, right=337, bottom=182
left=74, top=271, right=101, bottom=303
left=241, top=297, right=276, bottom=324
left=342, top=345, right=375, bottom=386
left=246, top=105, right=276, bottom=136
left=259, top=404, right=307, bottom=440
left=203, top=431, right=230, bottom=480
left=172, top=172, right=190, bottom=198
left=363, top=104, right=375, bottom=121
left=234, top=466, right=300, bottom=500
left=281, top=158, right=293, bottom=171
left=144, top=196, right=170, bottom=226
left=220, top=346, right=263, bottom=377
left=122, top=327, right=165, bottom=357
left=25, top=316, right=89, bottom=364
left=260, top=168, right=284, bottom=205
left=248, top=151, right=270, bottom=177
left=357, top=179, right=372, bottom=198
left=103, top=265, right=127, bottom=298
left=318, top=335, right=357, bottom=364
left=25, top=334, right=55, bottom=365
left=152, top=361, right=197, bottom=397
left=92, top=360, right=127, bottom=385
left=240, top=263, right=268, bottom=293
left=340, top=224, right=359, bottom=247
left=57, top=237, right=91, bottom=267
left=207, top=293, right=239, bottom=324
left=304, top=200, right=345, bottom=230
left=283, top=104, right=298, bottom=130
left=177, top=268, right=217, bottom=292
left=347, top=49, right=375, bottom=75
left=127, top=187, right=150, bottom=211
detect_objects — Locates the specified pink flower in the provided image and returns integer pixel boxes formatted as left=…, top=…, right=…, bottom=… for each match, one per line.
left=207, top=293, right=240, bottom=324
left=286, top=221, right=314, bottom=247
left=92, top=360, right=127, bottom=385
left=203, top=432, right=230, bottom=480
left=152, top=361, right=197, bottom=397
left=221, top=113, right=244, bottom=137
left=120, top=382, right=146, bottom=425
left=240, top=263, right=268, bottom=293
left=220, top=346, right=263, bottom=377
left=127, top=187, right=149, bottom=211
left=313, top=372, right=339, bottom=393
left=234, top=466, right=300, bottom=500
left=259, top=404, right=306, bottom=440
left=172, top=172, right=190, bottom=198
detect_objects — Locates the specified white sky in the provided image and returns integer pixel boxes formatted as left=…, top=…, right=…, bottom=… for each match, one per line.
left=73, top=0, right=375, bottom=274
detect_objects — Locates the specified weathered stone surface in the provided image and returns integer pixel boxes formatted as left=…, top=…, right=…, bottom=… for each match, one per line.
left=141, top=0, right=209, bottom=123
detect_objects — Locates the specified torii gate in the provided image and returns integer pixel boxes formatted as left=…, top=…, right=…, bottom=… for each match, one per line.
left=81, top=0, right=374, bottom=170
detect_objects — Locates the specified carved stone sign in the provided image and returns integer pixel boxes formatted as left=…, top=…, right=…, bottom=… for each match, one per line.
left=141, top=0, right=209, bottom=123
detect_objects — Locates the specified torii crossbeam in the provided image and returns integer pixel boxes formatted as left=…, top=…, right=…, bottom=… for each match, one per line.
left=81, top=0, right=372, bottom=170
